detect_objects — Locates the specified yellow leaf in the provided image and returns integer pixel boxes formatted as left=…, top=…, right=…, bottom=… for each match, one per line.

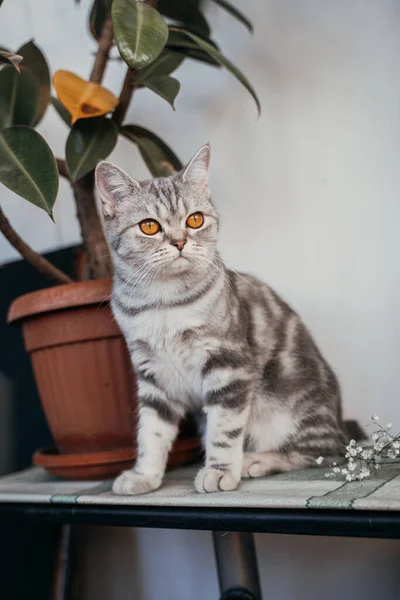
left=53, top=70, right=119, bottom=124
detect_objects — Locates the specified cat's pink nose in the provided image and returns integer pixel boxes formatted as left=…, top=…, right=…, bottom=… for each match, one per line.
left=172, top=240, right=186, bottom=251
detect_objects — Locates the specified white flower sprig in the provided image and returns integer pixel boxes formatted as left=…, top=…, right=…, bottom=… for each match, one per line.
left=317, top=415, right=400, bottom=482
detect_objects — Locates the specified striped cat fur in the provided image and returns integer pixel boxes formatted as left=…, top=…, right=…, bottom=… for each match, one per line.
left=95, top=145, right=346, bottom=495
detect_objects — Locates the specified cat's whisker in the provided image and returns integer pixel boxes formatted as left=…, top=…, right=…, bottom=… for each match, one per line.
left=114, top=261, right=153, bottom=299
left=201, top=249, right=262, bottom=291
left=192, top=251, right=235, bottom=295
left=124, top=260, right=166, bottom=299
left=196, top=247, right=263, bottom=292
left=193, top=246, right=260, bottom=290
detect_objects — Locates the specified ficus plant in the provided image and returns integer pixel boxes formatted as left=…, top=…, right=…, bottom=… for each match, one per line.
left=0, top=0, right=259, bottom=284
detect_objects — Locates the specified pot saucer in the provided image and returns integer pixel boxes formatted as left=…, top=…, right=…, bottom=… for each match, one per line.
left=33, top=437, right=202, bottom=480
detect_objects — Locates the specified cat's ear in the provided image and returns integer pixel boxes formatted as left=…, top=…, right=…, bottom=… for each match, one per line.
left=182, top=144, right=210, bottom=190
left=95, top=161, right=140, bottom=218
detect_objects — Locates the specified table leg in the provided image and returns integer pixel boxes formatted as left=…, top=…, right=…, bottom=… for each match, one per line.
left=51, top=524, right=72, bottom=600
left=212, top=531, right=262, bottom=600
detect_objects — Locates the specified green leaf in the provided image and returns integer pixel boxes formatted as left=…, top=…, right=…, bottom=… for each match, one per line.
left=177, top=48, right=219, bottom=67
left=169, top=29, right=260, bottom=116
left=17, top=41, right=51, bottom=124
left=51, top=96, right=72, bottom=127
left=0, top=66, right=39, bottom=129
left=89, top=0, right=113, bottom=40
left=0, top=51, right=23, bottom=72
left=0, top=126, right=58, bottom=217
left=121, top=124, right=182, bottom=177
left=157, top=0, right=210, bottom=38
left=167, top=28, right=219, bottom=50
left=210, top=0, right=253, bottom=33
left=138, top=49, right=184, bottom=82
left=112, top=0, right=168, bottom=70
left=143, top=75, right=180, bottom=109
left=166, top=30, right=220, bottom=67
left=66, top=117, right=118, bottom=182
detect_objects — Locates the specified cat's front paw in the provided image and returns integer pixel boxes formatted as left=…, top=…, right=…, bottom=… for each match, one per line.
left=112, top=470, right=162, bottom=496
left=194, top=467, right=240, bottom=493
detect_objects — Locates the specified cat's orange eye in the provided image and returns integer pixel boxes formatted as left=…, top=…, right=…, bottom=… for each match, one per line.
left=139, top=219, right=160, bottom=235
left=186, top=212, right=204, bottom=229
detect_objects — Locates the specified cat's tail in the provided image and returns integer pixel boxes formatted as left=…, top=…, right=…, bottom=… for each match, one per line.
left=241, top=420, right=366, bottom=479
left=343, top=419, right=367, bottom=442
left=241, top=451, right=315, bottom=478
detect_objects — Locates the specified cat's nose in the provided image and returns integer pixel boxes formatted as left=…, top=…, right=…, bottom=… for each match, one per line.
left=171, top=240, right=186, bottom=252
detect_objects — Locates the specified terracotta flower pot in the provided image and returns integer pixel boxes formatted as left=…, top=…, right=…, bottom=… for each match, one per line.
left=8, top=279, right=135, bottom=455
left=8, top=279, right=201, bottom=477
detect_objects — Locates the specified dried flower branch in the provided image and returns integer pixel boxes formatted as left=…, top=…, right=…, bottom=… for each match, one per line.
left=318, top=415, right=400, bottom=481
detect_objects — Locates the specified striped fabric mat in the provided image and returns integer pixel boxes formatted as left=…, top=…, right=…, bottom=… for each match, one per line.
left=1, top=462, right=400, bottom=510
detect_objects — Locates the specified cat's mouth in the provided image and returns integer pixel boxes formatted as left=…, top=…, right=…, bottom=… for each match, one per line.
left=168, top=254, right=190, bottom=273
left=172, top=252, right=189, bottom=263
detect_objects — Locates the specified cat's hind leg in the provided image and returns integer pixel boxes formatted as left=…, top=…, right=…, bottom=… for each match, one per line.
left=241, top=451, right=314, bottom=478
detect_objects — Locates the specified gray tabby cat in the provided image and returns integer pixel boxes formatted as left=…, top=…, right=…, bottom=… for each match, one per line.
left=95, top=145, right=346, bottom=495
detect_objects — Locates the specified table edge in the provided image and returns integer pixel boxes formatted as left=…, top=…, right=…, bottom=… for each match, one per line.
left=1, top=502, right=400, bottom=539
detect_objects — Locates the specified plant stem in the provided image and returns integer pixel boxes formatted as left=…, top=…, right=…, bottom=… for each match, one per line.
left=0, top=205, right=73, bottom=285
left=69, top=0, right=155, bottom=278
left=112, top=68, right=136, bottom=126
left=90, top=15, right=114, bottom=84
left=112, top=0, right=157, bottom=126
left=72, top=172, right=113, bottom=280
left=56, top=158, right=69, bottom=180
left=70, top=13, right=115, bottom=279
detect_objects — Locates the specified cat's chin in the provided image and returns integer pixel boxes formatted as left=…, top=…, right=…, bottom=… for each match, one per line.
left=165, top=256, right=191, bottom=277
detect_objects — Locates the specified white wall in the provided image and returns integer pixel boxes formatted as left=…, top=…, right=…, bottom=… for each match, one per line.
left=1, top=0, right=400, bottom=598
